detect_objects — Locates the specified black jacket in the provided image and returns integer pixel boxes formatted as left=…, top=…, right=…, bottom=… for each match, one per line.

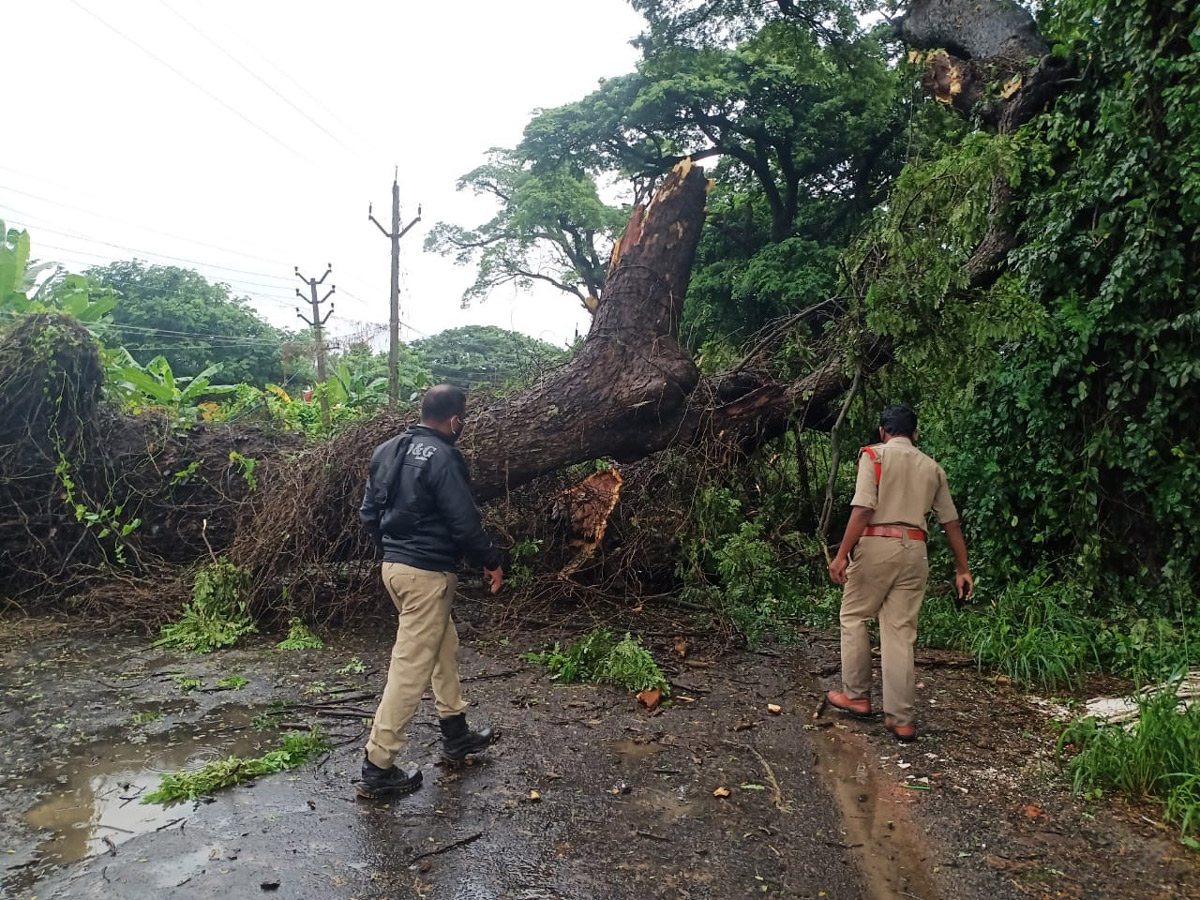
left=359, top=425, right=502, bottom=572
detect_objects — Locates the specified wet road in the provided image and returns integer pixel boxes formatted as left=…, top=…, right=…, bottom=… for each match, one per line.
left=1, top=620, right=885, bottom=899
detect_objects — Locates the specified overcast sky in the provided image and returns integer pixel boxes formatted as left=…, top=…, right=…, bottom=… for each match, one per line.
left=4, top=0, right=646, bottom=349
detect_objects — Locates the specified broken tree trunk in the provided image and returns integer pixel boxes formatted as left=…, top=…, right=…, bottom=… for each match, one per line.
left=898, top=0, right=1077, bottom=291
left=459, top=159, right=852, bottom=501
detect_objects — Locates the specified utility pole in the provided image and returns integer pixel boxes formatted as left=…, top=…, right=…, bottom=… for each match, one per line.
left=369, top=168, right=421, bottom=409
left=295, top=264, right=335, bottom=431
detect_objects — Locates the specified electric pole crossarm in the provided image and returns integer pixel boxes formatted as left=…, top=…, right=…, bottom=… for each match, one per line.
left=397, top=214, right=422, bottom=241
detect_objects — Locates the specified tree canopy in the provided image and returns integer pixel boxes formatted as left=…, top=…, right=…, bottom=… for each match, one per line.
left=411, top=325, right=569, bottom=389
left=86, top=260, right=290, bottom=386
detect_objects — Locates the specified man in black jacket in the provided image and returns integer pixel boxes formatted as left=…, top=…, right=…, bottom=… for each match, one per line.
left=357, top=384, right=504, bottom=799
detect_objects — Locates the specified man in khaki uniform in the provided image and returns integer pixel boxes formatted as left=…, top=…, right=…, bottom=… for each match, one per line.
left=826, top=405, right=973, bottom=742
left=357, top=385, right=504, bottom=798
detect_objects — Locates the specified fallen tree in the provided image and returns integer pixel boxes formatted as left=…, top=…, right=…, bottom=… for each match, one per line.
left=2, top=1, right=1081, bottom=619
left=233, top=0, right=1081, bottom=615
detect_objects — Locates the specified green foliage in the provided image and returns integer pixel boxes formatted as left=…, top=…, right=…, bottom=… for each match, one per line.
left=216, top=675, right=248, bottom=690
left=228, top=451, right=258, bottom=491
left=412, top=325, right=568, bottom=390
left=86, top=260, right=291, bottom=386
left=144, top=728, right=330, bottom=804
left=336, top=657, right=366, bottom=676
left=914, top=593, right=971, bottom=651
left=169, top=674, right=203, bottom=692
left=426, top=150, right=625, bottom=308
left=53, top=444, right=140, bottom=566
left=678, top=474, right=841, bottom=645
left=277, top=617, right=323, bottom=651
left=108, top=353, right=236, bottom=422
left=507, top=538, right=543, bottom=589
left=251, top=702, right=287, bottom=731
left=965, top=571, right=1099, bottom=689
left=1, top=220, right=119, bottom=325
left=525, top=628, right=669, bottom=694
left=132, top=710, right=163, bottom=725
left=1062, top=683, right=1200, bottom=840
left=154, top=559, right=256, bottom=654
left=865, top=0, right=1200, bottom=609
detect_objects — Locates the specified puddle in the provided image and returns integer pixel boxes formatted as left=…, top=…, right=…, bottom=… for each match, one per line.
left=610, top=739, right=661, bottom=763
left=20, top=705, right=278, bottom=868
left=810, top=718, right=941, bottom=900
left=634, top=785, right=700, bottom=826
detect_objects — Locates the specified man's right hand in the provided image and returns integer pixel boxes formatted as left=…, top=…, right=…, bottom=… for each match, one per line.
left=828, top=555, right=849, bottom=585
left=956, top=571, right=974, bottom=601
left=484, top=567, right=504, bottom=595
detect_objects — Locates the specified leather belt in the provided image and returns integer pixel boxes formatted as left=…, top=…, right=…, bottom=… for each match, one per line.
left=862, top=525, right=926, bottom=541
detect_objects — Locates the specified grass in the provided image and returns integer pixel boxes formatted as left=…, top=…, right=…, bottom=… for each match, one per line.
left=525, top=628, right=669, bottom=694
left=966, top=574, right=1099, bottom=689
left=1061, top=678, right=1200, bottom=845
left=144, top=727, right=329, bottom=805
left=216, top=675, right=248, bottom=690
left=277, top=617, right=323, bottom=650
left=154, top=559, right=256, bottom=654
left=132, top=710, right=163, bottom=725
left=915, top=571, right=1198, bottom=689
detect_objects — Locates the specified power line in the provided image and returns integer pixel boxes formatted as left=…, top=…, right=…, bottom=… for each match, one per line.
left=0, top=182, right=294, bottom=267
left=0, top=209, right=296, bottom=286
left=156, top=0, right=353, bottom=153
left=30, top=243, right=298, bottom=297
left=67, top=0, right=304, bottom=161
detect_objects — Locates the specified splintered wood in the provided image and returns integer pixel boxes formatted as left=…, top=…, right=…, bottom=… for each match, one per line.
left=552, top=467, right=624, bottom=576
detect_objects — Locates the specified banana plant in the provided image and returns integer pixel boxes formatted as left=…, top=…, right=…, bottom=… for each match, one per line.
left=109, top=354, right=236, bottom=422
left=1, top=220, right=117, bottom=324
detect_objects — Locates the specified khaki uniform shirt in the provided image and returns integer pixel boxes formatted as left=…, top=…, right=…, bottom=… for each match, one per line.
left=849, top=436, right=958, bottom=533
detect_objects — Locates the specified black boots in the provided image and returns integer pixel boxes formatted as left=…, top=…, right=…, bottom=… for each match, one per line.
left=358, top=753, right=423, bottom=800
left=440, top=713, right=495, bottom=761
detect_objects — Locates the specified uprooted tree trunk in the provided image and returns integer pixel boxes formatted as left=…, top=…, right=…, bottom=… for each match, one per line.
left=460, top=161, right=856, bottom=500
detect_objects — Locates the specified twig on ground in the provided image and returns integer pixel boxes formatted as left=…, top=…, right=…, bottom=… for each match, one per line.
left=635, top=829, right=672, bottom=842
left=406, top=831, right=484, bottom=866
left=749, top=746, right=791, bottom=813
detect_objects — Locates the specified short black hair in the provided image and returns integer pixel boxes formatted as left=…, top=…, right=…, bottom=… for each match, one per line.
left=421, top=384, right=467, bottom=422
left=880, top=404, right=917, bottom=438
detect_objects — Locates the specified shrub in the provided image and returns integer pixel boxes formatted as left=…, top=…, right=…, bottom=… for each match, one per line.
left=277, top=617, right=323, bottom=650
left=525, top=628, right=669, bottom=694
left=155, top=559, right=256, bottom=654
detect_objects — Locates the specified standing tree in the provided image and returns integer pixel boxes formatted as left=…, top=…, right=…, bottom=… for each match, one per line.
left=425, top=150, right=627, bottom=312
left=87, top=261, right=290, bottom=385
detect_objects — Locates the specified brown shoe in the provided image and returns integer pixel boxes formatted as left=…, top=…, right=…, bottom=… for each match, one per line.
left=884, top=716, right=916, bottom=743
left=826, top=690, right=873, bottom=718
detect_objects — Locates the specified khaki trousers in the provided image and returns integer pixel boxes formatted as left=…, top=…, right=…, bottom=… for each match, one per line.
left=365, top=562, right=468, bottom=769
left=839, top=536, right=929, bottom=726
